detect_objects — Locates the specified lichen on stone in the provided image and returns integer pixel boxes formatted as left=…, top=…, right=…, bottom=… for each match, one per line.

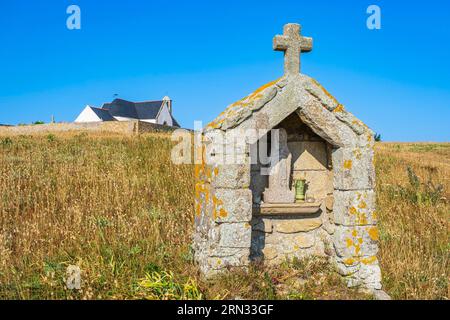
left=303, top=76, right=371, bottom=136
left=205, top=77, right=286, bottom=131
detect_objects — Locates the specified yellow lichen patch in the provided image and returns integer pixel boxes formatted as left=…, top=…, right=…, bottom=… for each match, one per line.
left=357, top=214, right=368, bottom=225
left=352, top=229, right=358, bottom=237
left=368, top=227, right=379, bottom=241
left=214, top=167, right=219, bottom=176
left=311, top=78, right=341, bottom=105
left=354, top=244, right=361, bottom=255
left=343, top=160, right=353, bottom=170
left=205, top=78, right=281, bottom=130
left=195, top=202, right=201, bottom=217
left=211, top=195, right=224, bottom=220
left=229, top=78, right=280, bottom=109
left=346, top=238, right=353, bottom=248
left=360, top=256, right=377, bottom=265
left=343, top=258, right=356, bottom=266
left=195, top=182, right=208, bottom=201
left=194, top=147, right=211, bottom=205
left=358, top=201, right=367, bottom=209
left=205, top=166, right=212, bottom=181
left=333, top=104, right=345, bottom=113
left=219, top=208, right=228, bottom=218
left=212, top=195, right=223, bottom=207
left=349, top=206, right=357, bottom=215
left=194, top=163, right=203, bottom=180
left=293, top=245, right=300, bottom=251
left=231, top=78, right=281, bottom=107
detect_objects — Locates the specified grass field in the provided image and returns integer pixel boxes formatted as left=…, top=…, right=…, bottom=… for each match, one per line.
left=0, top=133, right=448, bottom=300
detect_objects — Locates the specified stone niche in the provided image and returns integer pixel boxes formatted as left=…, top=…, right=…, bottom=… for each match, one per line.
left=250, top=112, right=334, bottom=264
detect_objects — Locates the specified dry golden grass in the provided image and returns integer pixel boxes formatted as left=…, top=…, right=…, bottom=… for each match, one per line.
left=375, top=143, right=449, bottom=300
left=0, top=132, right=194, bottom=299
left=0, top=133, right=447, bottom=300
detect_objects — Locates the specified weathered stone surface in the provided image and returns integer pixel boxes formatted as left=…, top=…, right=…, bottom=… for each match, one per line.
left=354, top=263, right=382, bottom=290
left=210, top=247, right=249, bottom=258
left=303, top=78, right=341, bottom=112
left=326, top=170, right=334, bottom=194
left=302, top=79, right=373, bottom=137
left=273, top=217, right=322, bottom=233
left=265, top=230, right=316, bottom=250
left=333, top=190, right=377, bottom=226
left=263, top=188, right=295, bottom=204
left=293, top=170, right=331, bottom=200
left=206, top=248, right=251, bottom=270
left=212, top=163, right=251, bottom=189
left=325, top=195, right=334, bottom=211
left=289, top=141, right=328, bottom=170
left=261, top=231, right=317, bottom=264
left=332, top=147, right=375, bottom=190
left=309, top=228, right=331, bottom=257
left=291, top=233, right=316, bottom=249
left=204, top=131, right=250, bottom=161
left=358, top=128, right=376, bottom=149
left=373, top=289, right=392, bottom=300
left=217, top=222, right=252, bottom=248
left=236, top=78, right=309, bottom=136
left=263, top=129, right=296, bottom=204
left=205, top=78, right=283, bottom=131
left=334, top=111, right=366, bottom=135
left=296, top=94, right=359, bottom=148
left=214, top=189, right=252, bottom=223
left=273, top=23, right=313, bottom=76
left=333, top=225, right=379, bottom=258
left=335, top=257, right=360, bottom=276
left=262, top=245, right=279, bottom=260
left=249, top=228, right=317, bottom=264
left=321, top=205, right=336, bottom=235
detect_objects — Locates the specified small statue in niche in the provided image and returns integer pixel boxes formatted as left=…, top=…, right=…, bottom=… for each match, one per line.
left=263, top=129, right=295, bottom=204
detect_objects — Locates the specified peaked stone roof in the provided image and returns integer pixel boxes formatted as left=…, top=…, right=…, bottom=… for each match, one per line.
left=205, top=74, right=372, bottom=140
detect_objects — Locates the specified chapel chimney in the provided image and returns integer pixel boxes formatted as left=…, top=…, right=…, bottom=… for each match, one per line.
left=163, top=96, right=172, bottom=114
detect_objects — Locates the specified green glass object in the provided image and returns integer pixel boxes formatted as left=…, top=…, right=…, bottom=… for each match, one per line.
left=295, top=179, right=306, bottom=202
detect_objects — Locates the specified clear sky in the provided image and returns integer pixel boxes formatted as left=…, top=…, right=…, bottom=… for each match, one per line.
left=0, top=0, right=449, bottom=141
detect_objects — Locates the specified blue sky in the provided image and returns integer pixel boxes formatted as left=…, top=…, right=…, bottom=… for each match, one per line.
left=0, top=0, right=449, bottom=141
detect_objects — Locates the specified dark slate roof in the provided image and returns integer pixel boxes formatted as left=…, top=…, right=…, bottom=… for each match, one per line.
left=135, top=101, right=164, bottom=120
left=102, top=99, right=164, bottom=121
left=102, top=99, right=139, bottom=119
left=90, top=107, right=116, bottom=121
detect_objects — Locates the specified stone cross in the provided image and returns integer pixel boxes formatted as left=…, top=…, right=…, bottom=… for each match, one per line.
left=273, top=23, right=313, bottom=76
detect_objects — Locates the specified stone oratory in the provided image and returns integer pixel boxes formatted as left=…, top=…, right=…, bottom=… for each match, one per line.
left=194, top=23, right=382, bottom=291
